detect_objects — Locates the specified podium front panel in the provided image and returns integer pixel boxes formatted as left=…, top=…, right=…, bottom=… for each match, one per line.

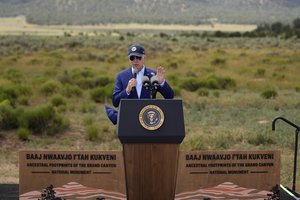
left=117, top=99, right=185, bottom=143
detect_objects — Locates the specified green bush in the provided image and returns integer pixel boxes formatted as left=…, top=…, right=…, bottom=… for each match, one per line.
left=75, top=75, right=113, bottom=89
left=198, top=88, right=209, bottom=96
left=255, top=68, right=266, bottom=77
left=201, top=77, right=218, bottom=89
left=86, top=124, right=100, bottom=141
left=0, top=85, right=18, bottom=105
left=18, top=96, right=29, bottom=105
left=261, top=88, right=278, bottom=99
left=79, top=68, right=95, bottom=78
left=19, top=105, right=69, bottom=135
left=90, top=84, right=113, bottom=103
left=212, top=91, right=220, bottom=97
left=166, top=72, right=180, bottom=86
left=207, top=75, right=236, bottom=89
left=213, top=133, right=235, bottom=150
left=211, top=58, right=226, bottom=65
left=172, top=86, right=181, bottom=97
left=61, top=84, right=82, bottom=97
left=18, top=85, right=32, bottom=96
left=50, top=95, right=66, bottom=107
left=181, top=134, right=208, bottom=150
left=83, top=114, right=95, bottom=126
left=80, top=100, right=97, bottom=113
left=59, top=70, right=73, bottom=84
left=40, top=80, right=61, bottom=95
left=93, top=76, right=113, bottom=87
left=90, top=87, right=106, bottom=102
left=75, top=77, right=95, bottom=89
left=0, top=100, right=20, bottom=130
left=180, top=77, right=200, bottom=91
left=3, top=69, right=23, bottom=83
left=16, top=127, right=31, bottom=141
left=181, top=75, right=236, bottom=91
left=247, top=132, right=276, bottom=146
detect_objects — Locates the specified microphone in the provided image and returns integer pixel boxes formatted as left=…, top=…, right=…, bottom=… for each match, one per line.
left=132, top=69, right=137, bottom=79
left=132, top=69, right=137, bottom=92
left=150, top=76, right=159, bottom=90
left=150, top=76, right=159, bottom=99
left=142, top=76, right=150, bottom=91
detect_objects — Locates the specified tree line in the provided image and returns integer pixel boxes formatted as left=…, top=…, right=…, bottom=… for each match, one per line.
left=211, top=18, right=300, bottom=38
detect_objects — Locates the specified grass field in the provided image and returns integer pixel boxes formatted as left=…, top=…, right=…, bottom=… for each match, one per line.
left=0, top=30, right=299, bottom=193
left=0, top=16, right=257, bottom=36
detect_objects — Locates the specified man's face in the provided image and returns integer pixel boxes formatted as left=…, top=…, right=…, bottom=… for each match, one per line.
left=129, top=55, right=145, bottom=72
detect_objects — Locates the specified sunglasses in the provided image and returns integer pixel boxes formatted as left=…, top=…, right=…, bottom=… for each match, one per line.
left=129, top=55, right=142, bottom=61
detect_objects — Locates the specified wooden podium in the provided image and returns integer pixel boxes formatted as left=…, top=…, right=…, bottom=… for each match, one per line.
left=117, top=99, right=185, bottom=200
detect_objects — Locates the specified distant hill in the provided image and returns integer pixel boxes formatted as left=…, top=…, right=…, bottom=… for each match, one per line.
left=0, top=0, right=299, bottom=25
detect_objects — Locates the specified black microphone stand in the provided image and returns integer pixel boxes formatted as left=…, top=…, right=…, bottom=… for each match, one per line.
left=142, top=77, right=158, bottom=99
left=150, top=85, right=157, bottom=99
left=272, top=116, right=300, bottom=191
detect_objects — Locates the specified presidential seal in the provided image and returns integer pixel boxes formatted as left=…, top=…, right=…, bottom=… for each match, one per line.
left=139, top=105, right=164, bottom=131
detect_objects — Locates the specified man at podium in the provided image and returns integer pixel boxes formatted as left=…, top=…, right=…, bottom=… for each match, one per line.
left=106, top=43, right=174, bottom=124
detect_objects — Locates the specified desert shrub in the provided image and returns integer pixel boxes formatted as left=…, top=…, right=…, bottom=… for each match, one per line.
left=83, top=114, right=95, bottom=126
left=181, top=134, right=208, bottom=150
left=100, top=123, right=116, bottom=141
left=166, top=61, right=178, bottom=69
left=75, top=75, right=113, bottom=89
left=166, top=72, right=180, bottom=86
left=0, top=100, right=20, bottom=130
left=79, top=67, right=96, bottom=78
left=261, top=88, right=278, bottom=99
left=185, top=71, right=197, bottom=77
left=50, top=95, right=66, bottom=107
left=61, top=84, right=82, bottom=97
left=18, top=85, right=32, bottom=96
left=97, top=54, right=107, bottom=62
left=197, top=75, right=236, bottom=90
left=45, top=59, right=61, bottom=67
left=59, top=70, right=73, bottom=84
left=16, top=127, right=31, bottom=141
left=255, top=68, right=266, bottom=77
left=0, top=84, right=18, bottom=105
left=172, top=86, right=181, bottom=97
left=213, top=133, right=236, bottom=150
left=200, top=77, right=218, bottom=89
left=77, top=52, right=99, bottom=61
left=198, top=88, right=209, bottom=96
left=3, top=69, right=22, bottom=83
left=93, top=76, right=113, bottom=87
left=212, top=91, right=220, bottom=97
left=90, top=84, right=114, bottom=103
left=75, top=77, right=95, bottom=89
left=19, top=104, right=69, bottom=135
left=80, top=100, right=97, bottom=113
left=272, top=72, right=285, bottom=80
left=295, top=86, right=300, bottom=92
left=44, top=67, right=59, bottom=77
left=247, top=132, right=276, bottom=146
left=18, top=96, right=29, bottom=105
left=210, top=76, right=236, bottom=89
left=211, top=58, right=226, bottom=65
left=40, top=80, right=61, bottom=95
left=190, top=101, right=206, bottom=111
left=86, top=124, right=100, bottom=141
left=180, top=77, right=200, bottom=91
left=90, top=87, right=106, bottom=102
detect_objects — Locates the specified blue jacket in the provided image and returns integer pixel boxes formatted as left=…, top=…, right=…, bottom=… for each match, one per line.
left=112, top=67, right=174, bottom=107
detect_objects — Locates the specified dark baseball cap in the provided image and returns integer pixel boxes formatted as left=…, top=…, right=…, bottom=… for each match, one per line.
left=127, top=44, right=145, bottom=57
